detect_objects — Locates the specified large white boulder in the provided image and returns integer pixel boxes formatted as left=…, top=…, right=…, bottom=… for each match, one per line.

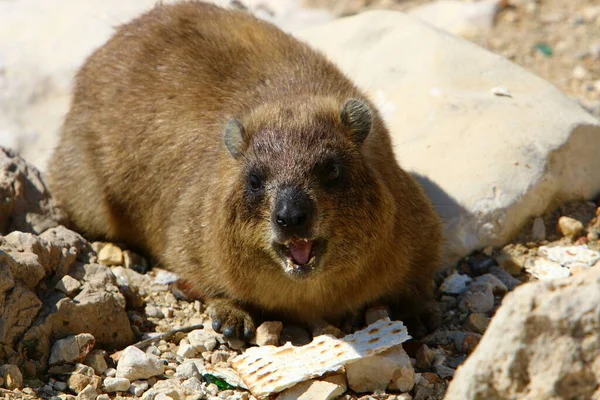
left=296, top=11, right=600, bottom=264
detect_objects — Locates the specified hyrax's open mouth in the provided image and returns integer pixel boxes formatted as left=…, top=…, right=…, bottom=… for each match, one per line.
left=273, top=237, right=324, bottom=278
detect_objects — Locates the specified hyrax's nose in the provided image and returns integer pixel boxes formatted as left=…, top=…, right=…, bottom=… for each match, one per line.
left=273, top=187, right=314, bottom=236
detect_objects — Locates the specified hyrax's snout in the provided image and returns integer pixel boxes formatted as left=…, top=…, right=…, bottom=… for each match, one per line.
left=272, top=187, right=315, bottom=239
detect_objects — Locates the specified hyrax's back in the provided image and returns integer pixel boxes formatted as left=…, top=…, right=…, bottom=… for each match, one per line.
left=49, top=2, right=358, bottom=252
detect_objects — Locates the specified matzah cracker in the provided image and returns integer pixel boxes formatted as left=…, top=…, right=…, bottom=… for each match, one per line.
left=231, top=318, right=410, bottom=398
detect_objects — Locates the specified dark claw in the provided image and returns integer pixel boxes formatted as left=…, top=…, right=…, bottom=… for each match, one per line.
left=243, top=326, right=255, bottom=340
left=212, top=320, right=223, bottom=333
left=223, top=326, right=236, bottom=338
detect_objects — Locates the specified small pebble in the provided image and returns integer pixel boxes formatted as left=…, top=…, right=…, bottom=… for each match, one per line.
left=103, top=377, right=131, bottom=392
left=145, top=305, right=165, bottom=319
left=415, top=345, right=435, bottom=369
left=473, top=273, right=507, bottom=295
left=97, top=395, right=110, bottom=400
left=76, top=384, right=98, bottom=400
left=491, top=86, right=512, bottom=97
left=489, top=266, right=521, bottom=290
left=55, top=275, right=82, bottom=296
left=130, top=380, right=150, bottom=397
left=211, top=351, right=231, bottom=365
left=365, top=306, right=390, bottom=325
left=557, top=216, right=584, bottom=237
left=531, top=217, right=546, bottom=241
left=434, top=365, right=455, bottom=379
left=465, top=313, right=491, bottom=334
left=572, top=65, right=589, bottom=80
left=459, top=283, right=494, bottom=314
left=254, top=321, right=283, bottom=346
left=0, top=364, right=24, bottom=389
left=98, top=243, right=124, bottom=266
left=206, top=383, right=220, bottom=396
left=440, top=272, right=471, bottom=294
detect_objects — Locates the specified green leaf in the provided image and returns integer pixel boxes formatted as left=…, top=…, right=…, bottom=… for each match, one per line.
left=203, top=373, right=235, bottom=390
left=534, top=43, right=553, bottom=57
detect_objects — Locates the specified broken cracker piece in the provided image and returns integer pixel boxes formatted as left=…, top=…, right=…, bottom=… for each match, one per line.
left=231, top=318, right=410, bottom=398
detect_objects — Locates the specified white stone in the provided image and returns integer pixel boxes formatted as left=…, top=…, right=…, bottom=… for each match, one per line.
left=49, top=333, right=95, bottom=365
left=276, top=379, right=346, bottom=400
left=176, top=341, right=197, bottom=358
left=103, top=377, right=131, bottom=392
left=408, top=0, right=504, bottom=39
left=296, top=11, right=600, bottom=265
left=130, top=380, right=149, bottom=397
left=557, top=216, right=585, bottom=237
left=175, top=361, right=203, bottom=380
left=346, top=345, right=414, bottom=393
left=254, top=321, right=283, bottom=346
left=525, top=258, right=570, bottom=281
left=440, top=272, right=472, bottom=294
left=116, top=346, right=165, bottom=381
left=84, top=350, right=108, bottom=376
left=531, top=216, right=546, bottom=241
left=539, top=245, right=600, bottom=267
left=446, top=265, right=600, bottom=399
left=188, top=329, right=217, bottom=351
left=97, top=243, right=123, bottom=266
left=55, top=275, right=82, bottom=296
left=76, top=384, right=98, bottom=400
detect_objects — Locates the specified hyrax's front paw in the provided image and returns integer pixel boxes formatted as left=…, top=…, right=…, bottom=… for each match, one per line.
left=207, top=298, right=255, bottom=340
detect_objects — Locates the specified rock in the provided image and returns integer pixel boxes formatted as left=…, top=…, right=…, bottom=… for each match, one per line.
left=103, top=377, right=131, bottom=392
left=254, top=321, right=283, bottom=346
left=440, top=272, right=472, bottom=294
left=175, top=360, right=203, bottom=380
left=531, top=216, right=546, bottom=241
left=276, top=378, right=346, bottom=400
left=141, top=378, right=204, bottom=400
left=364, top=306, right=390, bottom=325
left=49, top=333, right=96, bottom=365
left=557, top=216, right=585, bottom=237
left=415, top=345, right=436, bottom=369
left=296, top=11, right=600, bottom=265
left=97, top=243, right=123, bottom=266
left=55, top=275, right=82, bottom=296
left=464, top=313, right=490, bottom=334
left=84, top=350, right=108, bottom=376
left=130, top=380, right=150, bottom=397
left=96, top=395, right=109, bottom=400
left=311, top=321, right=344, bottom=338
left=472, top=273, right=508, bottom=295
left=489, top=266, right=521, bottom=291
left=539, top=245, right=600, bottom=267
left=524, top=258, right=570, bottom=281
left=446, top=266, right=600, bottom=399
left=279, top=325, right=311, bottom=346
left=76, top=384, right=98, bottom=400
left=0, top=364, right=23, bottom=389
left=122, top=250, right=148, bottom=271
left=346, top=345, right=414, bottom=393
left=116, top=346, right=165, bottom=381
left=459, top=283, right=494, bottom=314
left=176, top=340, right=197, bottom=358
left=434, top=364, right=455, bottom=379
left=211, top=351, right=231, bottom=365
left=188, top=329, right=217, bottom=351
left=111, top=266, right=151, bottom=308
left=408, top=0, right=504, bottom=39
left=495, top=249, right=526, bottom=276
left=572, top=65, right=590, bottom=80
left=0, top=148, right=64, bottom=234
left=68, top=373, right=101, bottom=394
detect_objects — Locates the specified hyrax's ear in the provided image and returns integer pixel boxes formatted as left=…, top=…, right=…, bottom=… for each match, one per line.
left=224, top=119, right=246, bottom=159
left=340, top=99, right=372, bottom=145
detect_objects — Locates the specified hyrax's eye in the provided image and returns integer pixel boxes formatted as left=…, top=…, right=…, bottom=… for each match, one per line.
left=248, top=174, right=263, bottom=192
left=326, top=163, right=341, bottom=181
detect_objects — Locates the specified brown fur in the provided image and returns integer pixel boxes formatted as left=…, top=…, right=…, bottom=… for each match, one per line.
left=48, top=1, right=443, bottom=338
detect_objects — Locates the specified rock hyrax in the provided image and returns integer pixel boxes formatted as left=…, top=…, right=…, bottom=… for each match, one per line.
left=48, top=2, right=443, bottom=339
